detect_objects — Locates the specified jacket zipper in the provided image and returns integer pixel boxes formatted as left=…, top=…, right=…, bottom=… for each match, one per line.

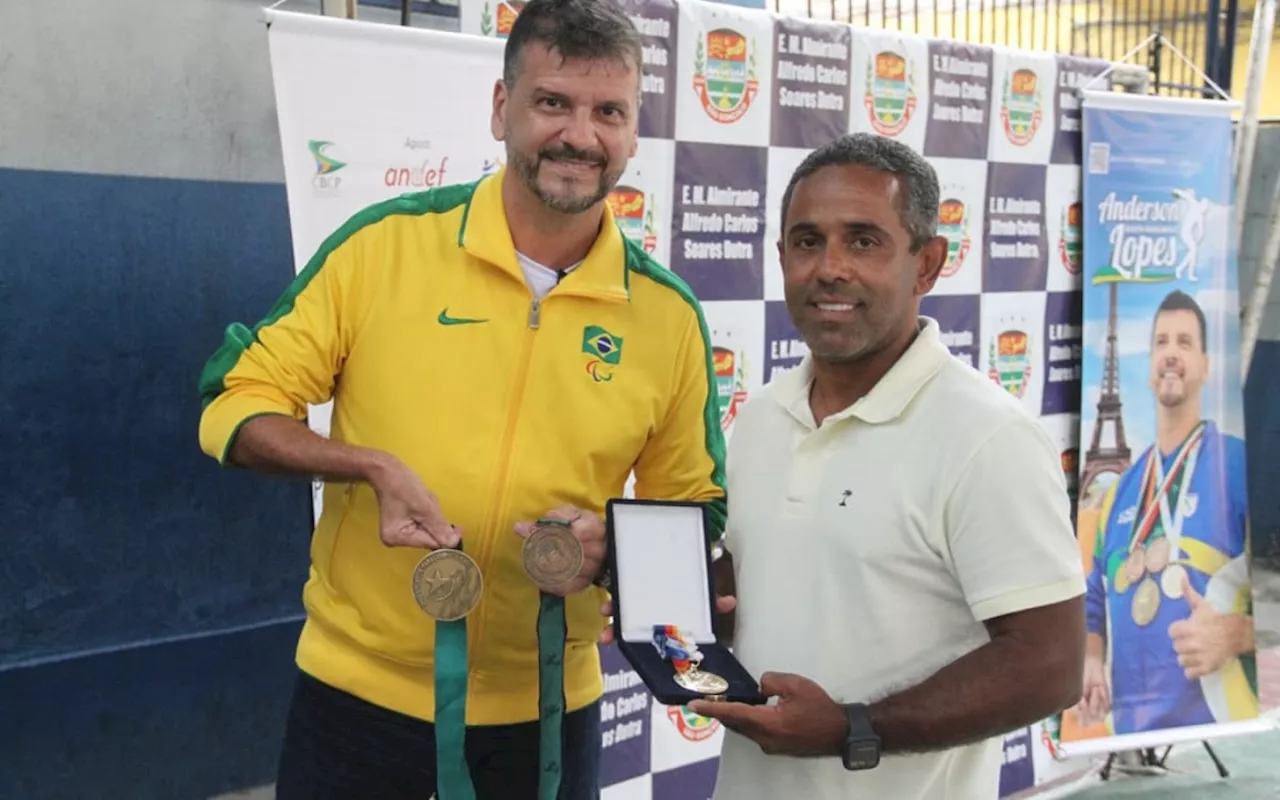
left=468, top=294, right=542, bottom=659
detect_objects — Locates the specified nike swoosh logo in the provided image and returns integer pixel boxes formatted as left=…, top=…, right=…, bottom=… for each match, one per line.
left=438, top=308, right=488, bottom=326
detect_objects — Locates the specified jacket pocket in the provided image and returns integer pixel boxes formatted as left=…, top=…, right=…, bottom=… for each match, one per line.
left=311, top=481, right=359, bottom=590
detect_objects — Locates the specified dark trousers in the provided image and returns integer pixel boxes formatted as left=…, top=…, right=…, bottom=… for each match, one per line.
left=276, top=671, right=602, bottom=800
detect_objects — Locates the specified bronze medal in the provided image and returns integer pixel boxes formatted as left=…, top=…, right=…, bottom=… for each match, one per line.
left=522, top=519, right=584, bottom=592
left=1144, top=537, right=1171, bottom=574
left=1124, top=547, right=1146, bottom=584
left=1131, top=576, right=1160, bottom=626
left=412, top=549, right=483, bottom=622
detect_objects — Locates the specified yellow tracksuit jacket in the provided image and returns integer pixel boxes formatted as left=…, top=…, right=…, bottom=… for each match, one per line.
left=197, top=168, right=728, bottom=726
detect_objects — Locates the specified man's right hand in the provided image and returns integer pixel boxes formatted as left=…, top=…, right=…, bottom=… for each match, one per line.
left=367, top=455, right=460, bottom=550
left=1072, top=654, right=1111, bottom=727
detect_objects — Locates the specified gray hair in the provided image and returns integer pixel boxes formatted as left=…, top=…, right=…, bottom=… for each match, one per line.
left=779, top=133, right=940, bottom=253
left=502, top=0, right=643, bottom=90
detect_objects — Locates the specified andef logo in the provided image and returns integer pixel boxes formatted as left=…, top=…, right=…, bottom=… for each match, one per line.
left=1001, top=67, right=1043, bottom=146
left=864, top=50, right=916, bottom=136
left=693, top=28, right=760, bottom=124
left=667, top=705, right=721, bottom=741
left=987, top=328, right=1032, bottom=399
left=937, top=197, right=970, bottom=278
left=1059, top=201, right=1082, bottom=274
left=384, top=156, right=449, bottom=190
left=607, top=185, right=658, bottom=254
left=713, top=345, right=748, bottom=431
left=479, top=0, right=524, bottom=37
left=308, top=140, right=345, bottom=195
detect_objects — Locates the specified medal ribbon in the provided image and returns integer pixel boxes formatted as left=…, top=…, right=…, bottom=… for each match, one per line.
left=536, top=593, right=567, bottom=800
left=1155, top=427, right=1204, bottom=556
left=653, top=624, right=700, bottom=672
left=435, top=551, right=565, bottom=800
left=1126, top=423, right=1204, bottom=552
left=435, top=542, right=476, bottom=800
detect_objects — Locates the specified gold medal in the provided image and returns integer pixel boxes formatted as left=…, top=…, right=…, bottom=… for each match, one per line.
left=674, top=667, right=730, bottom=696
left=1124, top=547, right=1146, bottom=584
left=412, top=549, right=483, bottom=621
left=1161, top=563, right=1187, bottom=599
left=522, top=519, right=584, bottom=592
left=1131, top=576, right=1160, bottom=626
left=1113, top=562, right=1133, bottom=594
left=1144, top=537, right=1170, bottom=574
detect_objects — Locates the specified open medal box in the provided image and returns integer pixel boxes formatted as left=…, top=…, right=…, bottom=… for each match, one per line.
left=603, top=498, right=767, bottom=707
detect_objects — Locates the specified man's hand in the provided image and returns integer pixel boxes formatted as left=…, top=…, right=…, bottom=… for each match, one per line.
left=686, top=673, right=848, bottom=757
left=1072, top=654, right=1110, bottom=727
left=1168, top=573, right=1251, bottom=679
left=514, top=506, right=606, bottom=596
left=367, top=456, right=460, bottom=549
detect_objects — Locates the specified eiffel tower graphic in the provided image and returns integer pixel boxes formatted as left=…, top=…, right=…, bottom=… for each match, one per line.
left=1080, top=279, right=1132, bottom=503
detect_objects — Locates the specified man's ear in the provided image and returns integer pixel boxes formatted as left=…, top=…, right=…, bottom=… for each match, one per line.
left=491, top=79, right=507, bottom=141
left=914, top=235, right=949, bottom=296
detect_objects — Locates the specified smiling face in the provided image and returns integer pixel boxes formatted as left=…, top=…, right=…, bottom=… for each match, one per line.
left=779, top=163, right=946, bottom=365
left=491, top=42, right=639, bottom=215
left=1149, top=307, right=1208, bottom=409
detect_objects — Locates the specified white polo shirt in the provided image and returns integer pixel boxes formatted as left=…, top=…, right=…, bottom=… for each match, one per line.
left=711, top=317, right=1085, bottom=800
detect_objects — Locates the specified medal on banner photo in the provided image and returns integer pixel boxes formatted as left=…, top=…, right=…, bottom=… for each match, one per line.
left=1120, top=422, right=1206, bottom=626
left=1131, top=576, right=1161, bottom=627
left=653, top=624, right=729, bottom=697
left=522, top=517, right=585, bottom=592
left=1161, top=563, right=1188, bottom=600
left=412, top=546, right=483, bottom=622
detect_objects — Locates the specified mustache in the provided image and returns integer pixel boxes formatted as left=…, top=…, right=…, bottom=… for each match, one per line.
left=539, top=144, right=607, bottom=166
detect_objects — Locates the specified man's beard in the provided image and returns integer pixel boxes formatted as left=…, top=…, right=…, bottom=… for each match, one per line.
left=511, top=143, right=618, bottom=214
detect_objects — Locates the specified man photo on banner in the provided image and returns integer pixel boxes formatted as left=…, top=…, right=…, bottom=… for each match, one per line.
left=651, top=133, right=1089, bottom=800
left=196, top=0, right=727, bottom=796
left=1074, top=289, right=1258, bottom=736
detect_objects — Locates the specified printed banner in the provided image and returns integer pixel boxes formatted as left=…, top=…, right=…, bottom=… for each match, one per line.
left=262, top=5, right=1261, bottom=797
left=1056, top=89, right=1274, bottom=758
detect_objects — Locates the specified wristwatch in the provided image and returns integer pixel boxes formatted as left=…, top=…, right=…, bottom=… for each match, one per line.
left=840, top=703, right=881, bottom=771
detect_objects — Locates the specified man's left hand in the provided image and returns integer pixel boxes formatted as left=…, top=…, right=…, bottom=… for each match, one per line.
left=1168, top=573, right=1248, bottom=679
left=514, top=505, right=606, bottom=596
left=686, top=672, right=848, bottom=757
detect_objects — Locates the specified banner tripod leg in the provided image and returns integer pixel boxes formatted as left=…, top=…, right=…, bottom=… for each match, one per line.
left=1201, top=741, right=1230, bottom=779
left=1100, top=753, right=1117, bottom=781
left=1151, top=745, right=1173, bottom=768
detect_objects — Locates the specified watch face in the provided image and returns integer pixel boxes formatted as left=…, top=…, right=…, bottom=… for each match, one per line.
left=843, top=740, right=881, bottom=771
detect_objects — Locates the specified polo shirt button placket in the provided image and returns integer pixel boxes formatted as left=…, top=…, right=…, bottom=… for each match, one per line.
left=786, top=431, right=822, bottom=506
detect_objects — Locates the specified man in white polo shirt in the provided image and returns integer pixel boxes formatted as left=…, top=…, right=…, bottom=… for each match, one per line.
left=689, top=133, right=1087, bottom=800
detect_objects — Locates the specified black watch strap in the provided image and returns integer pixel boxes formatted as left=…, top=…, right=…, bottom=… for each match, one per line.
left=841, top=703, right=882, bottom=771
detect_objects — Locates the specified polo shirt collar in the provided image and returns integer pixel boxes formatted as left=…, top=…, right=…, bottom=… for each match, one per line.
left=775, top=316, right=952, bottom=428
left=460, top=166, right=630, bottom=302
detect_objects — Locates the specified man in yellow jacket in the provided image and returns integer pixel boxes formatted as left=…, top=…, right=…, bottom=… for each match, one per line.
left=196, top=0, right=726, bottom=796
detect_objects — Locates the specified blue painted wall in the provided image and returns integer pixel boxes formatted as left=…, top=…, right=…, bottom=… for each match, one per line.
left=0, top=168, right=312, bottom=798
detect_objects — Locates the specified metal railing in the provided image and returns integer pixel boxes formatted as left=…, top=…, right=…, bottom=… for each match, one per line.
left=369, top=0, right=1243, bottom=98
left=770, top=0, right=1244, bottom=97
